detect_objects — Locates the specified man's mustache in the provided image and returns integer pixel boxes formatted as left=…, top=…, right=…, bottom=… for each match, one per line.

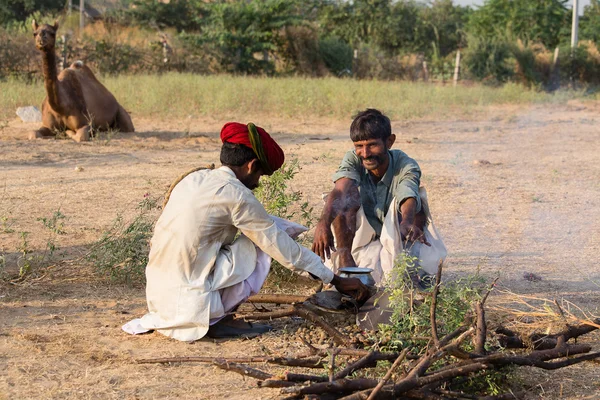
left=360, top=156, right=382, bottom=162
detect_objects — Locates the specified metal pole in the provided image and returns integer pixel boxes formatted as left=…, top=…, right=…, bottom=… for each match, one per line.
left=571, top=0, right=579, bottom=48
left=79, top=0, right=84, bottom=32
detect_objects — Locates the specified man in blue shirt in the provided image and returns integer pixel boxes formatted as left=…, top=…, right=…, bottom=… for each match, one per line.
left=312, top=109, right=440, bottom=285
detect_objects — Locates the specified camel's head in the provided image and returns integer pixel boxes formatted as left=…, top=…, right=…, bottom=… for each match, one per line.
left=32, top=20, right=59, bottom=51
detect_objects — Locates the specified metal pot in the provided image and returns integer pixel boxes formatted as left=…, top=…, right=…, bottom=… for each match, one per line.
left=338, top=267, right=376, bottom=288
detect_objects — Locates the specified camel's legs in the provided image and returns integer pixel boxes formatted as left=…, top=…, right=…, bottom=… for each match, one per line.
left=114, top=105, right=134, bottom=133
left=29, top=127, right=55, bottom=140
left=67, top=125, right=90, bottom=142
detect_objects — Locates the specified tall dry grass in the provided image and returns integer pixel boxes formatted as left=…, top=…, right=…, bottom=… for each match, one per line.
left=1, top=74, right=593, bottom=122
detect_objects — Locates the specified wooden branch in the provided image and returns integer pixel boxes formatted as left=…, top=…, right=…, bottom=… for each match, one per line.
left=212, top=359, right=272, bottom=380
left=329, top=349, right=340, bottom=383
left=280, top=378, right=380, bottom=395
left=258, top=379, right=298, bottom=388
left=430, top=261, right=443, bottom=347
left=248, top=294, right=309, bottom=304
left=334, top=351, right=377, bottom=380
left=240, top=307, right=295, bottom=320
left=293, top=304, right=349, bottom=346
left=366, top=348, right=409, bottom=400
left=473, top=301, right=487, bottom=355
left=283, top=372, right=328, bottom=383
left=136, top=355, right=324, bottom=368
left=481, top=277, right=499, bottom=305
left=496, top=318, right=600, bottom=350
left=305, top=346, right=420, bottom=363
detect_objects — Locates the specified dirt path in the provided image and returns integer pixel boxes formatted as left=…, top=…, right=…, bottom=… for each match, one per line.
left=1, top=103, right=600, bottom=399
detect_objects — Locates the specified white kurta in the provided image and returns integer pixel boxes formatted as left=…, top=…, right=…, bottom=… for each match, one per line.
left=137, top=166, right=333, bottom=342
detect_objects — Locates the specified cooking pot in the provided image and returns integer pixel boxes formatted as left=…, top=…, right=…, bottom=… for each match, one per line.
left=338, top=266, right=376, bottom=288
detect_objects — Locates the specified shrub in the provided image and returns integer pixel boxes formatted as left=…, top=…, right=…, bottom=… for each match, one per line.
left=318, top=36, right=353, bottom=76
left=463, top=35, right=514, bottom=84
left=87, top=194, right=160, bottom=285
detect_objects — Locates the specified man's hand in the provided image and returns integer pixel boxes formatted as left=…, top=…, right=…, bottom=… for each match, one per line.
left=331, top=275, right=370, bottom=305
left=312, top=220, right=336, bottom=261
left=400, top=222, right=431, bottom=246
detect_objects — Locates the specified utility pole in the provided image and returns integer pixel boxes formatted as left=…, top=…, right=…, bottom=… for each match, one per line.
left=79, top=0, right=85, bottom=32
left=571, top=0, right=579, bottom=48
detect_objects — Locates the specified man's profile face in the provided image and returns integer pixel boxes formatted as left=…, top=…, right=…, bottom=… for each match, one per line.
left=239, top=162, right=264, bottom=190
left=353, top=137, right=390, bottom=171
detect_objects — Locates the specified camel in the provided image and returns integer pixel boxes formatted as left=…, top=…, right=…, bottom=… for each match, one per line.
left=30, top=20, right=134, bottom=142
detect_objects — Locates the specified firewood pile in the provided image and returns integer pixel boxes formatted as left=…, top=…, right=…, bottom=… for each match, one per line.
left=137, top=270, right=600, bottom=399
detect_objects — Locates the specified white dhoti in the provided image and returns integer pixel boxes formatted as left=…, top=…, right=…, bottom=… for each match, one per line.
left=325, top=187, right=447, bottom=284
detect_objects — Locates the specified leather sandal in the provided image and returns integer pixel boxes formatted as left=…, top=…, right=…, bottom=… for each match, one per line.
left=206, top=317, right=272, bottom=339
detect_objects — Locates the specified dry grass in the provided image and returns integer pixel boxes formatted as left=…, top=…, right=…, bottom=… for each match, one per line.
left=488, top=290, right=600, bottom=339
left=1, top=74, right=592, bottom=122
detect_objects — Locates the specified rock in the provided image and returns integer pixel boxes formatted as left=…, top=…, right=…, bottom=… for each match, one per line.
left=74, top=166, right=84, bottom=172
left=16, top=106, right=42, bottom=123
left=523, top=272, right=542, bottom=282
left=473, top=159, right=491, bottom=166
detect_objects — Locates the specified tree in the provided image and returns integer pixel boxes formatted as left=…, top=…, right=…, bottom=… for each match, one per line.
left=579, top=0, right=600, bottom=43
left=466, top=0, right=570, bottom=49
left=183, top=0, right=306, bottom=74
left=0, top=0, right=64, bottom=26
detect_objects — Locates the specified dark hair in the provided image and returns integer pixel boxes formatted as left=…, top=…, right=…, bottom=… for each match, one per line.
left=350, top=109, right=391, bottom=142
left=220, top=142, right=257, bottom=167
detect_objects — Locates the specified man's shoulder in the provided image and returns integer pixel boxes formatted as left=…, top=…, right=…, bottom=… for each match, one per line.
left=390, top=149, right=420, bottom=169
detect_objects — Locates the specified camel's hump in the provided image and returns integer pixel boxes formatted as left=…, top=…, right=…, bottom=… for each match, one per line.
left=70, top=60, right=85, bottom=69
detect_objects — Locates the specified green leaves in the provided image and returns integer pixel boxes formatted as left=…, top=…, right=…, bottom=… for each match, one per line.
left=466, top=0, right=570, bottom=49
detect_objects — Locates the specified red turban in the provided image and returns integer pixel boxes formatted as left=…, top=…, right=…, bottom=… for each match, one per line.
left=220, top=122, right=285, bottom=175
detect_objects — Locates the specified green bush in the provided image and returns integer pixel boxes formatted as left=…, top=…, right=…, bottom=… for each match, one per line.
left=87, top=195, right=160, bottom=285
left=318, top=36, right=353, bottom=76
left=463, top=35, right=514, bottom=84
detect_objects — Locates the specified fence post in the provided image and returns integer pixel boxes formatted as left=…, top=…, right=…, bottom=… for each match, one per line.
left=422, top=61, right=429, bottom=82
left=549, top=47, right=560, bottom=91
left=79, top=0, right=85, bottom=33
left=453, top=50, right=461, bottom=87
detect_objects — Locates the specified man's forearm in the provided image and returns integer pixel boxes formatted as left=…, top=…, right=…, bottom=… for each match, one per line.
left=318, top=189, right=341, bottom=226
left=399, top=197, right=417, bottom=225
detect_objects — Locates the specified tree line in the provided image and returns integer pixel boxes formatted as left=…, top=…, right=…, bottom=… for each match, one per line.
left=1, top=0, right=599, bottom=86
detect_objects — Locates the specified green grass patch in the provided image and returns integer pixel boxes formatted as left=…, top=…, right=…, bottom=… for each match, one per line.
left=1, top=74, right=593, bottom=122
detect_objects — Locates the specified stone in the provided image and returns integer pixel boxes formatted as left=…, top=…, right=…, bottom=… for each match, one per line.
left=16, top=106, right=42, bottom=123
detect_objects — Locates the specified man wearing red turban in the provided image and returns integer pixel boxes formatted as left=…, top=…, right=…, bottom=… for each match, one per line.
left=124, top=122, right=368, bottom=341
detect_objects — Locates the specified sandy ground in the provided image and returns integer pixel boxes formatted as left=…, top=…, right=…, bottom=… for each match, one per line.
left=1, top=101, right=600, bottom=399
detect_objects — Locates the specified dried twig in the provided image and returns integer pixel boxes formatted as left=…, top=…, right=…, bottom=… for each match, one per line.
left=212, top=359, right=272, bottom=380
left=334, top=351, right=377, bottom=380
left=294, top=304, right=348, bottom=346
left=247, top=294, right=309, bottom=304
left=280, top=378, right=380, bottom=395
left=473, top=301, right=487, bottom=355
left=136, top=355, right=324, bottom=368
left=430, top=261, right=443, bottom=347
left=366, top=348, right=409, bottom=400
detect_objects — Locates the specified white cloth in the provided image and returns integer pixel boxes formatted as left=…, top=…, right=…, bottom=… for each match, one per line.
left=326, top=187, right=447, bottom=284
left=128, top=166, right=333, bottom=342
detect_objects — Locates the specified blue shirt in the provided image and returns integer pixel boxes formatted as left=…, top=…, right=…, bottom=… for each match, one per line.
left=332, top=149, right=421, bottom=236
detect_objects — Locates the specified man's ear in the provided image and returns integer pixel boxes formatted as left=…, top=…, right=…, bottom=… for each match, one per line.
left=248, top=158, right=261, bottom=174
left=387, top=134, right=396, bottom=149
